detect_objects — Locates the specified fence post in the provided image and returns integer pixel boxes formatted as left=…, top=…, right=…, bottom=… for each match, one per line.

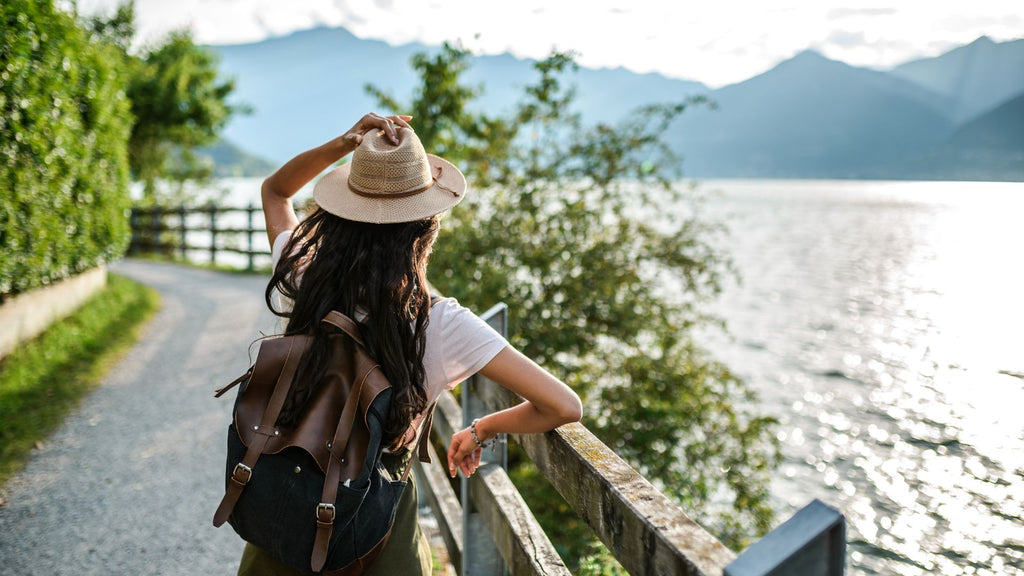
left=247, top=202, right=255, bottom=271
left=209, top=204, right=218, bottom=266
left=461, top=303, right=509, bottom=576
left=129, top=207, right=139, bottom=254
left=152, top=205, right=162, bottom=253
left=179, top=205, right=187, bottom=261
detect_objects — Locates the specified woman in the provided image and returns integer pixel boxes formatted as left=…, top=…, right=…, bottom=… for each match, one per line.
left=238, top=112, right=582, bottom=575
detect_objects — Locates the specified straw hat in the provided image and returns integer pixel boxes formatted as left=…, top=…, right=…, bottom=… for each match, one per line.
left=313, top=127, right=467, bottom=224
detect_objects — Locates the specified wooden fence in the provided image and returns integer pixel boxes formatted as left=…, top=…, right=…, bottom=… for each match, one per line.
left=129, top=205, right=847, bottom=575
left=129, top=204, right=271, bottom=270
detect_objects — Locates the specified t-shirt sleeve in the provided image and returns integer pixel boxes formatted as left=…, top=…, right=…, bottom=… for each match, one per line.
left=271, top=230, right=293, bottom=268
left=269, top=230, right=295, bottom=317
left=433, top=298, right=508, bottom=390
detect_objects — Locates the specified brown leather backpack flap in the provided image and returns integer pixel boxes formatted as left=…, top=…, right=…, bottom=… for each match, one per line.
left=234, top=335, right=312, bottom=440
left=234, top=331, right=391, bottom=482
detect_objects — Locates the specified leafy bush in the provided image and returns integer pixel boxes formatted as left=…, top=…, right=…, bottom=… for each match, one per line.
left=370, top=44, right=780, bottom=557
left=84, top=2, right=244, bottom=204
left=0, top=0, right=132, bottom=299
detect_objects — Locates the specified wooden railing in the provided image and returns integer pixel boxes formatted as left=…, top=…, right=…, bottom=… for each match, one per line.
left=129, top=205, right=847, bottom=575
left=420, top=380, right=738, bottom=575
left=129, top=204, right=271, bottom=270
left=416, top=305, right=846, bottom=576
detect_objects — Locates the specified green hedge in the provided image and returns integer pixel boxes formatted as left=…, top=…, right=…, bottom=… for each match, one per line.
left=0, top=0, right=132, bottom=299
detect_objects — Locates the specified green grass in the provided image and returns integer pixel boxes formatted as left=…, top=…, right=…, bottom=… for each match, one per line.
left=0, top=274, right=160, bottom=490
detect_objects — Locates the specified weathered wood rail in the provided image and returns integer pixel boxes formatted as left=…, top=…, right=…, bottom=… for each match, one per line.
left=421, top=384, right=737, bottom=575
left=129, top=205, right=847, bottom=575
left=417, top=305, right=846, bottom=576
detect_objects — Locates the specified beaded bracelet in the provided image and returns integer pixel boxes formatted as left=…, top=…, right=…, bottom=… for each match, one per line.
left=470, top=418, right=497, bottom=449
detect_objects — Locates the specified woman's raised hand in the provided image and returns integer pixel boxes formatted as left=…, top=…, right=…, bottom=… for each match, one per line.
left=343, top=112, right=413, bottom=147
left=261, top=112, right=414, bottom=247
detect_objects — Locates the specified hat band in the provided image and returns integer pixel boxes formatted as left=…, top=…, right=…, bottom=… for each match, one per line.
left=348, top=166, right=442, bottom=200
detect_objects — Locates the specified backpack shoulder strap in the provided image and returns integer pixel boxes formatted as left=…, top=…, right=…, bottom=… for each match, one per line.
left=321, top=311, right=364, bottom=346
left=312, top=358, right=383, bottom=572
left=401, top=400, right=438, bottom=482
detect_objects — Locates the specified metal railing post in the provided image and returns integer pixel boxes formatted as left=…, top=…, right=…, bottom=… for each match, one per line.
left=462, top=303, right=509, bottom=576
left=725, top=499, right=846, bottom=576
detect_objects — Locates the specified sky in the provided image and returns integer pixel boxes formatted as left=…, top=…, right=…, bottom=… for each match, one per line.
left=76, top=0, right=1024, bottom=88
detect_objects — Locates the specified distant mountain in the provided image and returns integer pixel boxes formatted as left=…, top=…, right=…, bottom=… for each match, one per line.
left=888, top=36, right=1024, bottom=123
left=465, top=53, right=708, bottom=125
left=948, top=91, right=1024, bottom=150
left=669, top=50, right=954, bottom=178
left=211, top=27, right=426, bottom=164
left=208, top=27, right=1023, bottom=181
left=196, top=138, right=277, bottom=178
left=209, top=27, right=707, bottom=164
left=867, top=91, right=1024, bottom=181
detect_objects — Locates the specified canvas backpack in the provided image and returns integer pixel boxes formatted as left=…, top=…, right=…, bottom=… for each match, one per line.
left=212, top=310, right=435, bottom=575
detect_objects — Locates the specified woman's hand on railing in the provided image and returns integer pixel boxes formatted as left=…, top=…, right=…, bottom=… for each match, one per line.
left=448, top=427, right=485, bottom=478
left=446, top=346, right=583, bottom=478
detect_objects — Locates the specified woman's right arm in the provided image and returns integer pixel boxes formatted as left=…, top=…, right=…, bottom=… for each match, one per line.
left=446, top=346, right=583, bottom=478
left=261, top=113, right=411, bottom=248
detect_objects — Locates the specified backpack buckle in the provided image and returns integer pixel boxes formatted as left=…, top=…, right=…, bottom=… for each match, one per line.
left=232, top=462, right=253, bottom=484
left=316, top=503, right=336, bottom=523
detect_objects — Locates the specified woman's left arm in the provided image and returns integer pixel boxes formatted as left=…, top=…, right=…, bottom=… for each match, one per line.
left=446, top=346, right=583, bottom=478
left=261, top=113, right=411, bottom=248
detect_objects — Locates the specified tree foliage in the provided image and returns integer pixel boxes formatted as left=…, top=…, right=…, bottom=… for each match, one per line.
left=1, top=0, right=132, bottom=298
left=126, top=30, right=237, bottom=196
left=368, top=44, right=780, bottom=560
left=87, top=1, right=240, bottom=200
left=0, top=0, right=240, bottom=296
left=364, top=43, right=516, bottom=190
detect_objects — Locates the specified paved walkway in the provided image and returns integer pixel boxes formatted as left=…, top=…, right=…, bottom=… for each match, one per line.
left=0, top=260, right=279, bottom=575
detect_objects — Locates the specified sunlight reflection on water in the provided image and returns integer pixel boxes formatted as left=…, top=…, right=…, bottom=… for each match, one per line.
left=696, top=179, right=1024, bottom=576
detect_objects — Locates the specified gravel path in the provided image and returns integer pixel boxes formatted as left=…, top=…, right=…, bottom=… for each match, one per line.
left=0, top=259, right=279, bottom=575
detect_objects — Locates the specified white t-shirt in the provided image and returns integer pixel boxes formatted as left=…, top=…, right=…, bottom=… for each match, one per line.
left=271, top=231, right=507, bottom=447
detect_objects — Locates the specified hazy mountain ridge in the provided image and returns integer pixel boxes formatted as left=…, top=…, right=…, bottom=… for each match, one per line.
left=950, top=92, right=1024, bottom=150
left=887, top=93, right=1024, bottom=182
left=208, top=27, right=1024, bottom=181
left=889, top=36, right=1024, bottom=123
left=668, top=51, right=958, bottom=178
left=209, top=26, right=708, bottom=164
left=196, top=139, right=276, bottom=178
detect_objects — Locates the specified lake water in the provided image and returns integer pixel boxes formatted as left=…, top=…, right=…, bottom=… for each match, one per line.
left=206, top=177, right=1024, bottom=575
left=695, top=179, right=1024, bottom=576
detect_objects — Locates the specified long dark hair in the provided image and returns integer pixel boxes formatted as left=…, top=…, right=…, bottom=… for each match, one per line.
left=266, top=207, right=439, bottom=447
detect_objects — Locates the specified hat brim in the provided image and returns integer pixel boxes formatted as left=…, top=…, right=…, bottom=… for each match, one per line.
left=313, top=155, right=467, bottom=224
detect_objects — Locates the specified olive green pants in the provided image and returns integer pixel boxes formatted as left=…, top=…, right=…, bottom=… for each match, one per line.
left=236, top=451, right=432, bottom=575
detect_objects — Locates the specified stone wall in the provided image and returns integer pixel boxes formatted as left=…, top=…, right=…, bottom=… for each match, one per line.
left=0, top=266, right=107, bottom=361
